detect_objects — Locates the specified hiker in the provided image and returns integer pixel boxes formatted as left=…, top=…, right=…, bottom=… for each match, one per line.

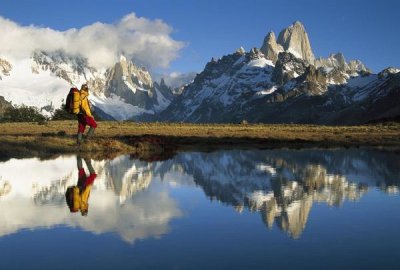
left=77, top=83, right=97, bottom=145
left=65, top=156, right=97, bottom=216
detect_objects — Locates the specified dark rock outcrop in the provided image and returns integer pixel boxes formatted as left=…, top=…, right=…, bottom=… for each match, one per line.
left=0, top=96, right=12, bottom=118
left=272, top=52, right=309, bottom=85
left=0, top=58, right=12, bottom=80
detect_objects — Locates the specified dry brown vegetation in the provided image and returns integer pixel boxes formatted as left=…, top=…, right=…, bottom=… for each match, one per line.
left=0, top=121, right=399, bottom=159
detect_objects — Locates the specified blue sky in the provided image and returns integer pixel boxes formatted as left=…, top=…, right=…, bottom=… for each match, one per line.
left=1, top=0, right=399, bottom=73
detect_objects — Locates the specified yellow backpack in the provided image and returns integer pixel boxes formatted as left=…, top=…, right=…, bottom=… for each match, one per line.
left=66, top=186, right=81, bottom=212
left=66, top=185, right=90, bottom=215
left=65, top=88, right=80, bottom=114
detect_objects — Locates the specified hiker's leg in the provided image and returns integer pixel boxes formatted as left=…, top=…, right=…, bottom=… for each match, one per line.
left=77, top=156, right=86, bottom=187
left=84, top=158, right=95, bottom=175
left=77, top=132, right=83, bottom=144
left=77, top=115, right=86, bottom=144
left=77, top=156, right=83, bottom=170
left=86, top=127, right=95, bottom=138
left=85, top=116, right=97, bottom=139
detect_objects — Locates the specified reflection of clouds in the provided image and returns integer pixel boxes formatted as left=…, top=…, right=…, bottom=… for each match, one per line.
left=68, top=189, right=182, bottom=243
left=0, top=157, right=77, bottom=199
left=0, top=190, right=181, bottom=243
left=1, top=148, right=398, bottom=242
left=0, top=156, right=182, bottom=243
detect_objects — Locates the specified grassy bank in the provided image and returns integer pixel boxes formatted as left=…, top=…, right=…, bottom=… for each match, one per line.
left=0, top=121, right=399, bottom=159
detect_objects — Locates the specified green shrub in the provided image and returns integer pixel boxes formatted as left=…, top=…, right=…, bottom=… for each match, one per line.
left=3, top=105, right=47, bottom=122
left=51, top=105, right=77, bottom=120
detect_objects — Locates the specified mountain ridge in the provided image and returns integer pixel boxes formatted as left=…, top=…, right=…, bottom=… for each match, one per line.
left=154, top=21, right=399, bottom=124
left=0, top=21, right=399, bottom=124
left=0, top=51, right=175, bottom=120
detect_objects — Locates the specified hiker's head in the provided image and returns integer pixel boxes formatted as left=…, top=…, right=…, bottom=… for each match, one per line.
left=81, top=84, right=89, bottom=91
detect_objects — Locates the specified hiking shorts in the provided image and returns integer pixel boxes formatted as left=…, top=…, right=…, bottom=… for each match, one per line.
left=78, top=115, right=97, bottom=133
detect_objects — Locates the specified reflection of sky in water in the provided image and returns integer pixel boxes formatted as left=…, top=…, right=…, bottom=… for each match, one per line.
left=0, top=149, right=399, bottom=269
left=0, top=156, right=183, bottom=243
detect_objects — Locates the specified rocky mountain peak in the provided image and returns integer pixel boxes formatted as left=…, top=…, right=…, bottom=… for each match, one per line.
left=248, top=47, right=264, bottom=60
left=236, top=47, right=246, bottom=55
left=378, top=67, right=400, bottom=79
left=332, top=53, right=346, bottom=69
left=260, top=31, right=283, bottom=63
left=160, top=78, right=167, bottom=88
left=315, top=52, right=370, bottom=77
left=117, top=55, right=153, bottom=89
left=31, top=50, right=98, bottom=86
left=0, top=58, right=12, bottom=80
left=105, top=57, right=154, bottom=108
left=277, top=21, right=315, bottom=63
left=104, top=56, right=174, bottom=116
left=347, top=59, right=370, bottom=74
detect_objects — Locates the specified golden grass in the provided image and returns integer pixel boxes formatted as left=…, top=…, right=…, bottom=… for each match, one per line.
left=0, top=121, right=399, bottom=159
left=0, top=134, right=135, bottom=159
left=0, top=121, right=399, bottom=145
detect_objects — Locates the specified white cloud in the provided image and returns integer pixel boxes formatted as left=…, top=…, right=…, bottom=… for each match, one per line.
left=153, top=71, right=197, bottom=89
left=0, top=13, right=185, bottom=69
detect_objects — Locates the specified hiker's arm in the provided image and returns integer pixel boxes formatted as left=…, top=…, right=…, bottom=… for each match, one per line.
left=82, top=98, right=93, bottom=117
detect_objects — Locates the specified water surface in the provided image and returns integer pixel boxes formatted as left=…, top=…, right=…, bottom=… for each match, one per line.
left=0, top=148, right=399, bottom=269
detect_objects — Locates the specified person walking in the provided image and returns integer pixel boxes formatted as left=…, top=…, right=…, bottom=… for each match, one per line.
left=77, top=83, right=97, bottom=145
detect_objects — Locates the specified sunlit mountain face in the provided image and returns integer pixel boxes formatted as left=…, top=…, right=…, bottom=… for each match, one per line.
left=0, top=148, right=398, bottom=243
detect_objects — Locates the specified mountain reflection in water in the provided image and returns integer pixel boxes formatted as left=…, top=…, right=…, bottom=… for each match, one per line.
left=0, top=148, right=399, bottom=242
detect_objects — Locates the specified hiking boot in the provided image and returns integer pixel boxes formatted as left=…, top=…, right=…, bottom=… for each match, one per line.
left=85, top=127, right=95, bottom=140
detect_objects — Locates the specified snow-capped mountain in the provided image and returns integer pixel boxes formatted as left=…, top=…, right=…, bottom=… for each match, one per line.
left=158, top=21, right=400, bottom=124
left=1, top=21, right=398, bottom=124
left=0, top=51, right=174, bottom=120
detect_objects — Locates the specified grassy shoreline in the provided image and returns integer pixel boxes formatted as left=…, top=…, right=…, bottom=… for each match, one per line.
left=1, top=121, right=399, bottom=159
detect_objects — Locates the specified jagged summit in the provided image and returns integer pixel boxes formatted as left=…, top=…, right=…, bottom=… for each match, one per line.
left=236, top=47, right=246, bottom=55
left=315, top=52, right=370, bottom=74
left=0, top=51, right=175, bottom=120
left=260, top=22, right=369, bottom=75
left=260, top=32, right=283, bottom=63
left=277, top=21, right=315, bottom=63
left=261, top=21, right=315, bottom=64
left=159, top=21, right=398, bottom=124
left=0, top=20, right=398, bottom=125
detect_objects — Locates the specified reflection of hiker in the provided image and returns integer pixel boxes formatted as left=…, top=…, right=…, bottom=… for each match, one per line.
left=65, top=156, right=97, bottom=216
left=77, top=84, right=97, bottom=145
